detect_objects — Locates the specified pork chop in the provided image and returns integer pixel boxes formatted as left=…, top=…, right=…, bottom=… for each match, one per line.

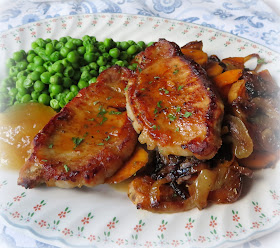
left=126, top=39, right=224, bottom=160
left=18, top=66, right=138, bottom=188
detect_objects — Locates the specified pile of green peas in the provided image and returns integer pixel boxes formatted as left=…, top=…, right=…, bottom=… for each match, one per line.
left=0, top=35, right=153, bottom=111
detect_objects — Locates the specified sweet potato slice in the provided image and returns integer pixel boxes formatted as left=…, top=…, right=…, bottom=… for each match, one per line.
left=105, top=146, right=149, bottom=184
left=213, top=69, right=243, bottom=88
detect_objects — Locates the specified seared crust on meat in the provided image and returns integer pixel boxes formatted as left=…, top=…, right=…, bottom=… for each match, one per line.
left=126, top=39, right=224, bottom=160
left=18, top=66, right=138, bottom=188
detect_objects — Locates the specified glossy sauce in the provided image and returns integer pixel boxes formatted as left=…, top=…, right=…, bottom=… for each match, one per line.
left=109, top=178, right=133, bottom=193
left=0, top=103, right=56, bottom=170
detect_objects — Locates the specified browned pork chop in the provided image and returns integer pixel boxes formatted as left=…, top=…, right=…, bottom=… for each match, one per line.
left=126, top=39, right=224, bottom=160
left=18, top=66, right=138, bottom=188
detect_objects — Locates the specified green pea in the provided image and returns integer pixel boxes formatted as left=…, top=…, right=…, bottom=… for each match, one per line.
left=109, top=48, right=120, bottom=58
left=62, top=77, right=72, bottom=88
left=60, top=47, right=70, bottom=58
left=35, top=65, right=46, bottom=74
left=59, top=37, right=68, bottom=43
left=13, top=51, right=24, bottom=62
left=65, top=41, right=76, bottom=50
left=128, top=40, right=136, bottom=46
left=8, top=88, right=18, bottom=98
left=26, top=54, right=36, bottom=63
left=77, top=46, right=86, bottom=55
left=84, top=53, right=96, bottom=63
left=65, top=92, right=74, bottom=102
left=31, top=41, right=38, bottom=50
left=45, top=43, right=55, bottom=56
left=89, top=77, right=97, bottom=84
left=33, top=56, right=44, bottom=66
left=73, top=39, right=82, bottom=46
left=40, top=72, right=51, bottom=84
left=127, top=45, right=138, bottom=55
left=9, top=66, right=19, bottom=77
left=49, top=84, right=63, bottom=95
left=78, top=80, right=89, bottom=89
left=21, top=94, right=31, bottom=103
left=27, top=63, right=36, bottom=71
left=147, top=41, right=154, bottom=47
left=36, top=38, right=46, bottom=48
left=29, top=71, right=41, bottom=81
left=38, top=93, right=51, bottom=105
left=90, top=70, right=98, bottom=77
left=115, top=60, right=125, bottom=67
left=50, top=99, right=60, bottom=110
left=6, top=58, right=16, bottom=68
left=49, top=74, right=62, bottom=85
left=70, top=85, right=79, bottom=93
left=17, top=87, right=28, bottom=95
left=34, top=80, right=45, bottom=92
left=55, top=41, right=64, bottom=50
left=137, top=41, right=146, bottom=50
left=50, top=51, right=60, bottom=62
left=104, top=38, right=114, bottom=49
left=64, top=66, right=74, bottom=78
left=52, top=61, right=64, bottom=73
left=81, top=70, right=91, bottom=81
left=120, top=41, right=129, bottom=51
left=31, top=91, right=41, bottom=100
left=17, top=61, right=28, bottom=71
left=97, top=56, right=107, bottom=66
left=89, top=62, right=98, bottom=70
left=99, top=66, right=107, bottom=73
left=23, top=78, right=34, bottom=89
left=67, top=51, right=79, bottom=63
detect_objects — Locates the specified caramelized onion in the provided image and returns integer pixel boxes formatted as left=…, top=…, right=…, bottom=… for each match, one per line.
left=227, top=115, right=253, bottom=159
left=188, top=169, right=217, bottom=210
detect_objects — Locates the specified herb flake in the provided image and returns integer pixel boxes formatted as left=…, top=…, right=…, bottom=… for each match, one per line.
left=64, top=164, right=70, bottom=172
left=109, top=111, right=122, bottom=115
left=184, top=112, right=192, bottom=118
left=168, top=114, right=176, bottom=122
left=173, top=69, right=179, bottom=74
left=48, top=144, right=53, bottom=149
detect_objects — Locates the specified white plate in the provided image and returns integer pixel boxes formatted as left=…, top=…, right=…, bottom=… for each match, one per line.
left=0, top=13, right=279, bottom=248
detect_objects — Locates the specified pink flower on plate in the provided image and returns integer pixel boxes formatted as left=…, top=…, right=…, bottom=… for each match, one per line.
left=171, top=240, right=180, bottom=247
left=254, top=205, right=262, bottom=212
left=240, top=46, right=245, bottom=50
left=36, top=23, right=41, bottom=26
left=68, top=16, right=73, bottom=19
left=158, top=224, right=166, bottom=232
left=134, top=224, right=142, bottom=232
left=13, top=196, right=22, bottom=202
left=62, top=228, right=70, bottom=236
left=226, top=231, right=234, bottom=238
left=1, top=34, right=7, bottom=38
left=108, top=20, right=114, bottom=25
left=33, top=204, right=42, bottom=211
left=144, top=241, right=152, bottom=248
left=139, top=21, right=144, bottom=25
left=52, top=19, right=57, bottom=22
left=19, top=28, right=24, bottom=32
left=107, top=221, right=115, bottom=229
left=198, top=236, right=206, bottom=243
left=252, top=222, right=260, bottom=229
left=252, top=44, right=257, bottom=49
left=92, top=20, right=97, bottom=25
left=185, top=222, right=193, bottom=230
left=78, top=21, right=83, bottom=26
left=237, top=39, right=242, bottom=43
left=226, top=41, right=231, bottom=45
left=273, top=209, right=280, bottom=216
left=272, top=193, right=279, bottom=200
left=88, top=234, right=96, bottom=242
left=118, top=15, right=123, bottom=18
left=124, top=20, right=129, bottom=25
left=81, top=217, right=90, bottom=225
left=38, top=220, right=46, bottom=227
left=209, top=220, right=217, bottom=228
left=58, top=211, right=66, bottom=219
left=210, top=36, right=216, bottom=40
left=12, top=211, right=20, bottom=218
left=148, top=18, right=153, bottom=21
left=15, top=36, right=20, bottom=41
left=116, top=238, right=124, bottom=245
left=232, top=214, right=240, bottom=222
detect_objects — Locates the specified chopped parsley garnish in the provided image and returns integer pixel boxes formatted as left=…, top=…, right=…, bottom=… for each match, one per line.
left=152, top=125, right=157, bottom=130
left=159, top=88, right=169, bottom=94
left=105, top=135, right=111, bottom=141
left=141, top=88, right=146, bottom=91
left=48, top=143, right=53, bottom=149
left=41, top=159, right=48, bottom=162
left=64, top=164, right=70, bottom=172
left=175, top=127, right=180, bottom=132
left=168, top=114, right=176, bottom=122
left=97, top=143, right=104, bottom=146
left=106, top=96, right=112, bottom=100
left=157, top=101, right=162, bottom=108
left=148, top=81, right=153, bottom=84
left=109, top=111, right=122, bottom=115
left=176, top=106, right=181, bottom=112
left=173, top=69, right=179, bottom=74
left=72, top=133, right=88, bottom=149
left=178, top=85, right=184, bottom=91
left=124, top=86, right=128, bottom=91
left=100, top=116, right=108, bottom=125
left=154, top=76, right=160, bottom=79
left=88, top=118, right=95, bottom=121
left=98, top=106, right=107, bottom=116
left=184, top=112, right=192, bottom=118
left=93, top=101, right=99, bottom=105
left=154, top=108, right=158, bottom=114
left=138, top=67, right=142, bottom=72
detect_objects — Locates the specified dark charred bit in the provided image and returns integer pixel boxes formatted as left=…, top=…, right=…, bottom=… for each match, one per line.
left=57, top=107, right=72, bottom=121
